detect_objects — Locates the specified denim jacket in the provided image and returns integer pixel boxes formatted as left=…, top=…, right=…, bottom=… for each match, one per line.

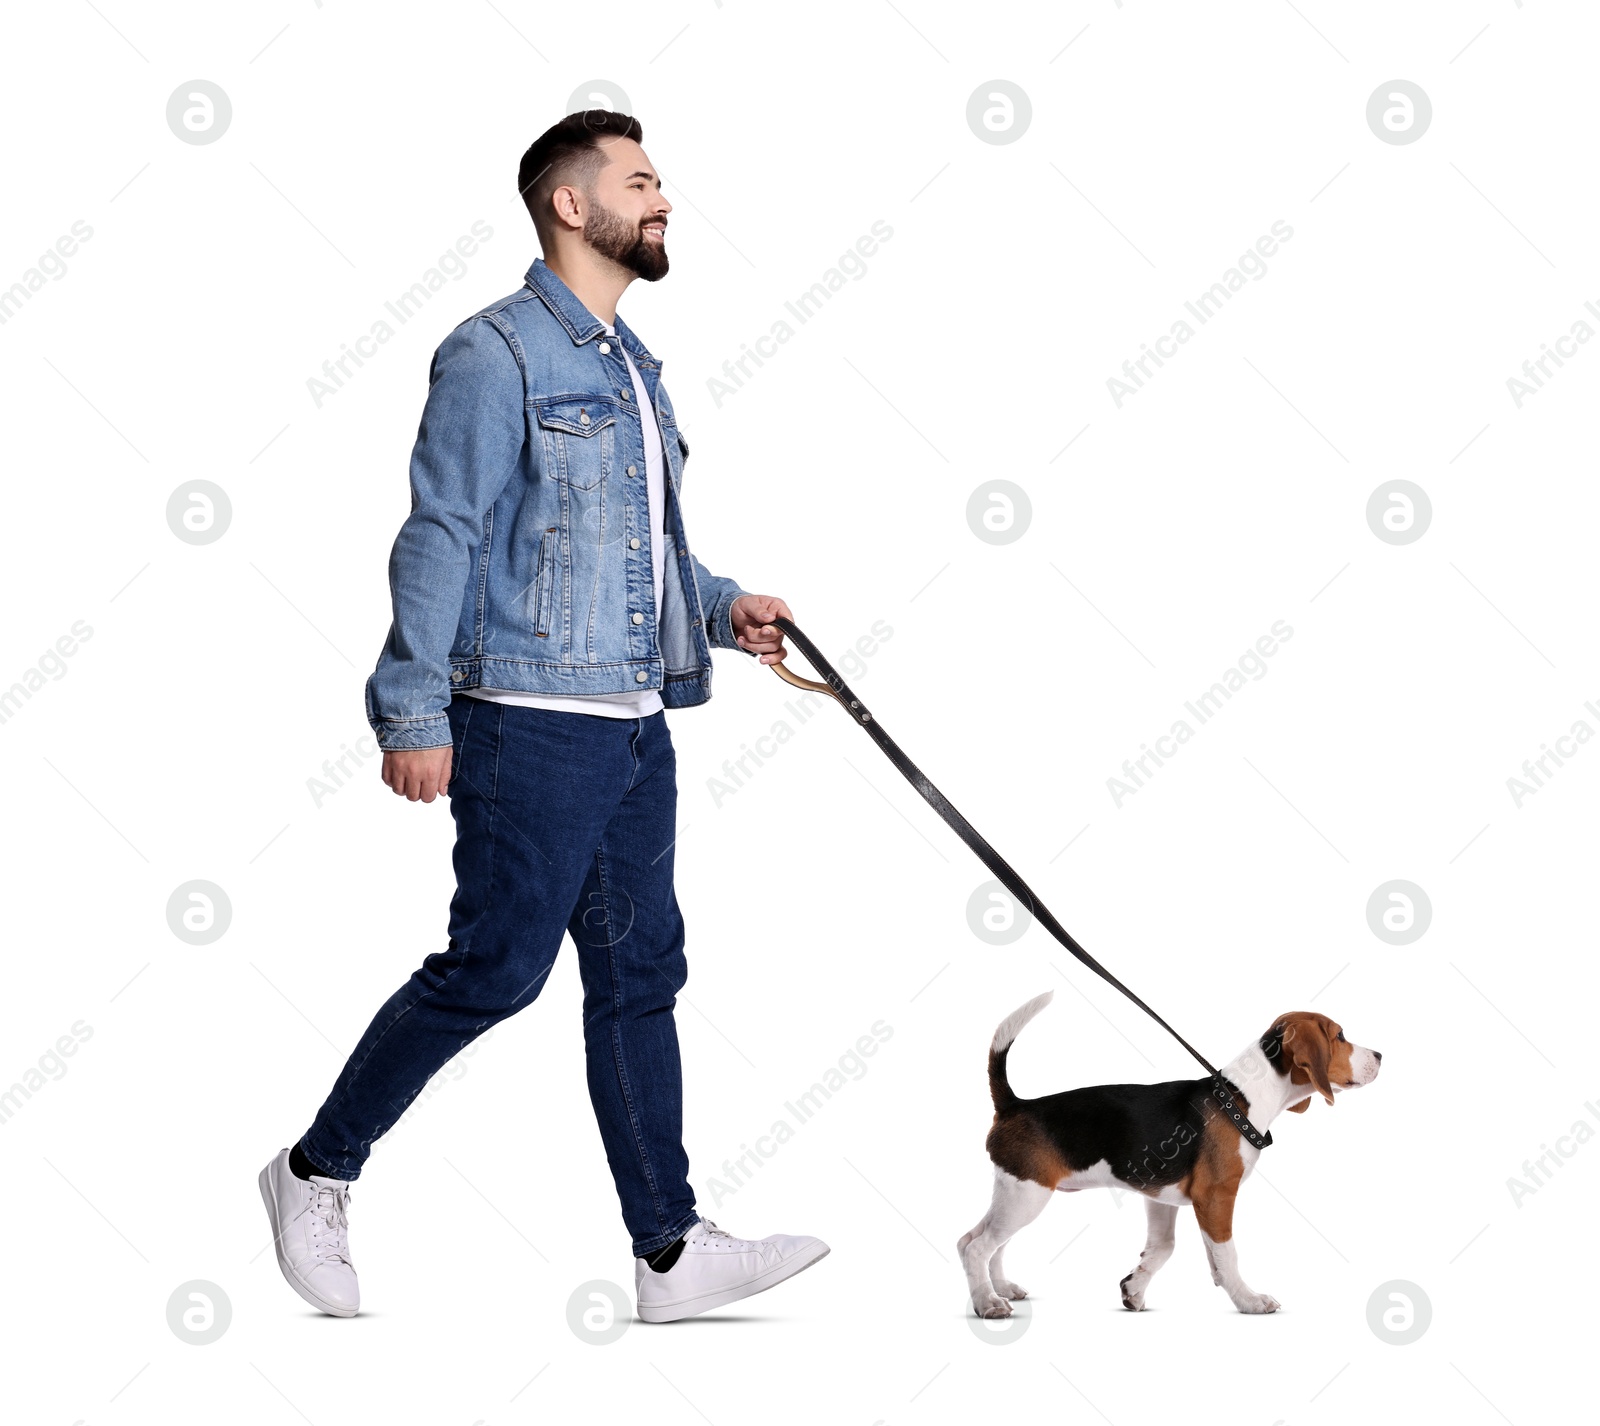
left=364, top=258, right=753, bottom=750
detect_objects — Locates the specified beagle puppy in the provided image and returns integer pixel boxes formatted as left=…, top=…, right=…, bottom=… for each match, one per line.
left=958, top=991, right=1381, bottom=1317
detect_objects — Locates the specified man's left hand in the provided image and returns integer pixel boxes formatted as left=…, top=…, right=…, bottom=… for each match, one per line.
left=730, top=594, right=793, bottom=665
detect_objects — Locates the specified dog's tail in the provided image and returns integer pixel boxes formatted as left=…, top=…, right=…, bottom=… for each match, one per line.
left=988, top=990, right=1054, bottom=1112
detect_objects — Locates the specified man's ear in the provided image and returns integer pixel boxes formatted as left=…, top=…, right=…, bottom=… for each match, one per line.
left=1285, top=1020, right=1335, bottom=1106
left=1286, top=1095, right=1312, bottom=1113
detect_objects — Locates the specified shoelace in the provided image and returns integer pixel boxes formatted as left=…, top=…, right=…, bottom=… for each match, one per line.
left=302, top=1181, right=353, bottom=1266
left=695, top=1218, right=767, bottom=1255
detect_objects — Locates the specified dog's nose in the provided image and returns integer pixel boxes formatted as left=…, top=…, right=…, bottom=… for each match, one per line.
left=1373, top=1051, right=1382, bottom=1063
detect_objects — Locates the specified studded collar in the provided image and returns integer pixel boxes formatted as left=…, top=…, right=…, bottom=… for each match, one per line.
left=1210, top=1073, right=1274, bottom=1150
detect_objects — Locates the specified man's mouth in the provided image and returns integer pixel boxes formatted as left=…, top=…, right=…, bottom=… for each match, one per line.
left=642, top=224, right=666, bottom=242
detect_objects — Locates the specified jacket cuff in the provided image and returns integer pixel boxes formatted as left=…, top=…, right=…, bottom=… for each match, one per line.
left=367, top=713, right=452, bottom=751
left=709, top=586, right=754, bottom=654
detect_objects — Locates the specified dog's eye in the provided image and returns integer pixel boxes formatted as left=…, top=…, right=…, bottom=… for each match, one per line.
left=1336, top=1031, right=1346, bottom=1042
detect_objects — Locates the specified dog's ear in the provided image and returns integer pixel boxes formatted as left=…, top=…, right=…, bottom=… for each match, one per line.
left=1285, top=1095, right=1312, bottom=1113
left=1283, top=1018, right=1335, bottom=1106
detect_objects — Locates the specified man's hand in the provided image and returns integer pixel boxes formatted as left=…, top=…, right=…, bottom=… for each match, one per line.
left=730, top=594, right=793, bottom=665
left=382, top=745, right=453, bottom=803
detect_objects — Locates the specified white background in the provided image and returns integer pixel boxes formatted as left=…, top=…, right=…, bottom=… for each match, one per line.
left=2, top=2, right=1595, bottom=1423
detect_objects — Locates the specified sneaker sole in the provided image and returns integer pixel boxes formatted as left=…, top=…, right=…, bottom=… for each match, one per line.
left=258, top=1163, right=360, bottom=1318
left=636, top=1240, right=831, bottom=1323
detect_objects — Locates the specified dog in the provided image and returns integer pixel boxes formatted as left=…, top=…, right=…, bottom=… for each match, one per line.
left=958, top=991, right=1381, bottom=1317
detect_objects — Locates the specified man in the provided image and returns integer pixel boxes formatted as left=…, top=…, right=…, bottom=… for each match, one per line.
left=259, top=110, right=828, bottom=1324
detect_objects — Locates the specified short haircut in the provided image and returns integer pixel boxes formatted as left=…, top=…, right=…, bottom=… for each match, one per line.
left=517, top=110, right=644, bottom=234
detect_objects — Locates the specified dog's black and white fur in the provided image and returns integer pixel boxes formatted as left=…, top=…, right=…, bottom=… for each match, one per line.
left=958, top=991, right=1381, bottom=1316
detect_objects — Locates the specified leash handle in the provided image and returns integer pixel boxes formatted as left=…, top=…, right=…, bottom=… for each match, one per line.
left=765, top=615, right=1220, bottom=1079
left=765, top=617, right=855, bottom=712
left=769, top=657, right=842, bottom=705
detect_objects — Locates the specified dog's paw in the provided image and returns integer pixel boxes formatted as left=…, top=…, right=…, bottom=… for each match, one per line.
left=993, top=1279, right=1028, bottom=1301
left=974, top=1294, right=1014, bottom=1319
left=1119, top=1271, right=1147, bottom=1311
left=1236, top=1292, right=1280, bottom=1315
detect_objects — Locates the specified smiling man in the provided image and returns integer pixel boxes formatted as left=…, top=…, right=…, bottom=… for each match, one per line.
left=259, top=110, right=828, bottom=1324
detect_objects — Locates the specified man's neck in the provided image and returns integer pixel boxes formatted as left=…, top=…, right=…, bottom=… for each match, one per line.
left=544, top=248, right=633, bottom=327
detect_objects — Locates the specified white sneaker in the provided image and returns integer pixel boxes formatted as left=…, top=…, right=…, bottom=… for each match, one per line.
left=634, top=1217, right=829, bottom=1323
left=258, top=1148, right=360, bottom=1317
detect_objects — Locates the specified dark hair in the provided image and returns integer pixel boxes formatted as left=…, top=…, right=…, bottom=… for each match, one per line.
left=517, top=110, right=643, bottom=232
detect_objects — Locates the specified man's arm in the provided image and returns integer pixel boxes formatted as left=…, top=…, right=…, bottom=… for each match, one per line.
left=365, top=317, right=525, bottom=756
left=689, top=554, right=754, bottom=654
left=691, top=554, right=793, bottom=667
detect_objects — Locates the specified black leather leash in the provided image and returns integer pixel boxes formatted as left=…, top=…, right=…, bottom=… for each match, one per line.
left=766, top=616, right=1273, bottom=1151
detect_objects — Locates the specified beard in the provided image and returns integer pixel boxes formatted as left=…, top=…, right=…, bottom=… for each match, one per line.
left=584, top=196, right=668, bottom=281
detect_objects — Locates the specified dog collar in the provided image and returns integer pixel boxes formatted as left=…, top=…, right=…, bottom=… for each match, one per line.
left=1211, top=1074, right=1273, bottom=1150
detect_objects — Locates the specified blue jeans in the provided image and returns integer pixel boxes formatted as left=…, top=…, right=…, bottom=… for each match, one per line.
left=299, top=695, right=700, bottom=1257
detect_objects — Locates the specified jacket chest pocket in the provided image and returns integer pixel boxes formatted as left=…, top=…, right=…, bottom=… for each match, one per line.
left=535, top=399, right=617, bottom=490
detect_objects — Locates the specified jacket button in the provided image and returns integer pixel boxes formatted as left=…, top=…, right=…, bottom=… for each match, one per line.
left=629, top=537, right=641, bottom=549
left=626, top=465, right=637, bottom=477
left=598, top=341, right=611, bottom=353
left=635, top=671, right=648, bottom=683
left=450, top=670, right=464, bottom=682
left=579, top=411, right=591, bottom=425
left=631, top=611, right=645, bottom=624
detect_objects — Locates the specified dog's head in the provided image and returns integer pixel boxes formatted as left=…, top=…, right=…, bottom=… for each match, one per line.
left=1262, top=1012, right=1381, bottom=1112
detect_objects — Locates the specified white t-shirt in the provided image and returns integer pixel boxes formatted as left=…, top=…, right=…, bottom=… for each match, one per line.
left=465, top=321, right=667, bottom=718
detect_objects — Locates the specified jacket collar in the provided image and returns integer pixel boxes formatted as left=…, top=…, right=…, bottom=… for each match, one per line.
left=523, top=257, right=658, bottom=367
